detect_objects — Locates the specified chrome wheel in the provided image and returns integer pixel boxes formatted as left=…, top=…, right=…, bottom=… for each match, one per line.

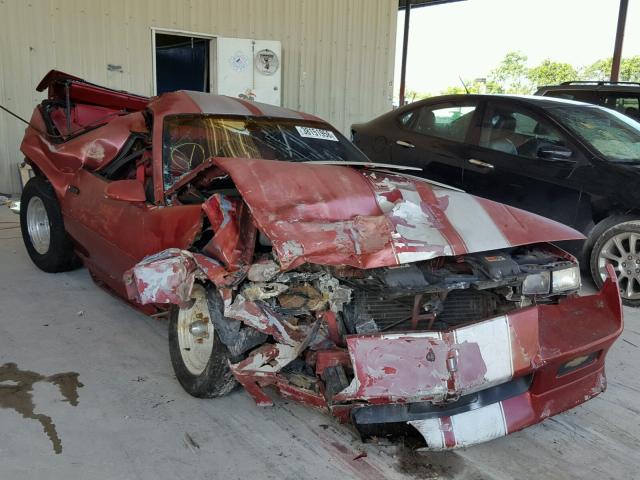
left=26, top=196, right=50, bottom=255
left=176, top=284, right=214, bottom=375
left=598, top=230, right=640, bottom=300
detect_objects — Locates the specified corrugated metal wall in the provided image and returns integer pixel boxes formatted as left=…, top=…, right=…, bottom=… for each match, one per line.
left=0, top=0, right=397, bottom=193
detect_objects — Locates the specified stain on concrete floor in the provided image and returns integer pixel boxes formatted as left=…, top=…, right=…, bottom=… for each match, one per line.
left=0, top=362, right=83, bottom=454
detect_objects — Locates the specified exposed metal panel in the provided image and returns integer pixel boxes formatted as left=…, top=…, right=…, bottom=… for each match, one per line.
left=0, top=0, right=397, bottom=193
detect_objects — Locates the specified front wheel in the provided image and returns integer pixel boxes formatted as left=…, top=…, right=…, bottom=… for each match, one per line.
left=590, top=219, right=640, bottom=307
left=168, top=284, right=237, bottom=397
left=19, top=176, right=79, bottom=272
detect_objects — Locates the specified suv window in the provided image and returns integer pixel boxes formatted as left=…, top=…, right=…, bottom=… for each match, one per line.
left=399, top=102, right=477, bottom=142
left=602, top=93, right=640, bottom=120
left=478, top=103, right=571, bottom=159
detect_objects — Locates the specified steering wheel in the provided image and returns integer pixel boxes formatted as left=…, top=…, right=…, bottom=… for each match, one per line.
left=170, top=142, right=206, bottom=175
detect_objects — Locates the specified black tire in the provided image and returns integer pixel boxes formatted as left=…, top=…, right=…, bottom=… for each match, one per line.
left=589, top=215, right=640, bottom=307
left=20, top=176, right=79, bottom=273
left=168, top=284, right=237, bottom=398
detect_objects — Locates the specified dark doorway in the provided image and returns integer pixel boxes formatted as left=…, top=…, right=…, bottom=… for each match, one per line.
left=155, top=33, right=211, bottom=94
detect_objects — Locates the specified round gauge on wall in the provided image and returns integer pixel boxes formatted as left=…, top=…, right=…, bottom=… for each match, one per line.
left=229, top=51, right=249, bottom=72
left=255, top=49, right=279, bottom=76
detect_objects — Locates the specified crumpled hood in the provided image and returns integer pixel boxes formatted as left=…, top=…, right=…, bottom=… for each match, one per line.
left=214, top=158, right=584, bottom=270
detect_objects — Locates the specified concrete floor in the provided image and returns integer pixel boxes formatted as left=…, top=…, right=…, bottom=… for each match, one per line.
left=1, top=205, right=639, bottom=480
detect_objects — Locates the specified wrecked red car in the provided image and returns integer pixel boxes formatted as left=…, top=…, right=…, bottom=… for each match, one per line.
left=19, top=71, right=622, bottom=449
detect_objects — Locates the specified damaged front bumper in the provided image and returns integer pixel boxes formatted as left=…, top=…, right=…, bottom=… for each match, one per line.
left=232, top=268, right=622, bottom=450
left=125, top=245, right=622, bottom=450
left=339, top=269, right=622, bottom=449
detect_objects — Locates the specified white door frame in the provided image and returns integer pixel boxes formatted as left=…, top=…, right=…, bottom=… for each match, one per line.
left=151, top=27, right=217, bottom=96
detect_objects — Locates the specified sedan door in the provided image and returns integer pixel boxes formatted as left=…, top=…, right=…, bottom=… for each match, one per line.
left=462, top=100, right=588, bottom=230
left=389, top=100, right=480, bottom=189
left=61, top=143, right=203, bottom=297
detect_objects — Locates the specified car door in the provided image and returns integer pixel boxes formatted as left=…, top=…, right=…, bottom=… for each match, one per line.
left=61, top=143, right=202, bottom=297
left=390, top=100, right=480, bottom=188
left=462, top=100, right=588, bottom=230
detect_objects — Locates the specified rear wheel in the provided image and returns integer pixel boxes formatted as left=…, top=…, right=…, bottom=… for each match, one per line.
left=168, top=284, right=237, bottom=397
left=19, top=176, right=79, bottom=272
left=589, top=217, right=640, bottom=307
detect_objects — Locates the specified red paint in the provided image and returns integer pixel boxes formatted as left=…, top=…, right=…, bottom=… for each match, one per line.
left=231, top=97, right=264, bottom=116
left=315, top=350, right=352, bottom=377
left=214, top=158, right=583, bottom=270
left=104, top=179, right=146, bottom=202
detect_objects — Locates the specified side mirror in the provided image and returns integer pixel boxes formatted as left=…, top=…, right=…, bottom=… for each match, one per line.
left=537, top=143, right=574, bottom=161
left=104, top=180, right=147, bottom=203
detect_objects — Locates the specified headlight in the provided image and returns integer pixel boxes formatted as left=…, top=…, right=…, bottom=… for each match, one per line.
left=522, top=271, right=550, bottom=295
left=552, top=266, right=581, bottom=292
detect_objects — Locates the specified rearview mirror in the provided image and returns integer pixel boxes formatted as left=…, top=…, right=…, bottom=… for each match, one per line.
left=104, top=180, right=147, bottom=203
left=537, top=143, right=574, bottom=161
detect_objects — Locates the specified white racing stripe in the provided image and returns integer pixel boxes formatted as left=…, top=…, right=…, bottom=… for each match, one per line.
left=450, top=402, right=507, bottom=447
left=454, top=315, right=514, bottom=393
left=409, top=418, right=445, bottom=449
left=409, top=401, right=508, bottom=449
left=435, top=189, right=510, bottom=252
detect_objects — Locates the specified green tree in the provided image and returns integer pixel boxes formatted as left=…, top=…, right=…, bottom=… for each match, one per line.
left=488, top=51, right=530, bottom=94
left=581, top=56, right=640, bottom=82
left=405, top=89, right=431, bottom=101
left=620, top=56, right=640, bottom=82
left=440, top=79, right=502, bottom=95
left=441, top=85, right=469, bottom=95
left=528, top=60, right=578, bottom=88
left=581, top=58, right=613, bottom=81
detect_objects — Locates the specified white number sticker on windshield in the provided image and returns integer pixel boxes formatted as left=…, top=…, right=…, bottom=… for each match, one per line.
left=295, top=126, right=339, bottom=141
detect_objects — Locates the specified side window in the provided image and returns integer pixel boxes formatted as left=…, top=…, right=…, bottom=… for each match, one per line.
left=602, top=94, right=640, bottom=120
left=479, top=104, right=571, bottom=159
left=98, top=134, right=154, bottom=202
left=399, top=102, right=477, bottom=142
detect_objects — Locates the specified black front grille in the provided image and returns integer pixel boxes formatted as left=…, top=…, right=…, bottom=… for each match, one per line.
left=437, top=289, right=496, bottom=326
left=345, top=285, right=497, bottom=332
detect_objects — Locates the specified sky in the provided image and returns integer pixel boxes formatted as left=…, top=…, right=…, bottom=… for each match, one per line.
left=394, top=0, right=640, bottom=97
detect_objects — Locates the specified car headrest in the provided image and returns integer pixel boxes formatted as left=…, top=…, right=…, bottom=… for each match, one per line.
left=415, top=109, right=435, bottom=133
left=534, top=121, right=553, bottom=136
left=491, top=113, right=516, bottom=132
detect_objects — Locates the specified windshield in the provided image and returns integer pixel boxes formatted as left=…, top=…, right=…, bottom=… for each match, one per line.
left=547, top=105, right=640, bottom=163
left=162, top=115, right=369, bottom=190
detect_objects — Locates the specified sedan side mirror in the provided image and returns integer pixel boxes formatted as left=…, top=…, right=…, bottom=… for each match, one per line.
left=537, top=143, right=574, bottom=161
left=104, top=180, right=147, bottom=203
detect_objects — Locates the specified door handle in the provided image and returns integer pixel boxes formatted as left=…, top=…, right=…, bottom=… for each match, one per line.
left=468, top=158, right=494, bottom=169
left=396, top=140, right=415, bottom=148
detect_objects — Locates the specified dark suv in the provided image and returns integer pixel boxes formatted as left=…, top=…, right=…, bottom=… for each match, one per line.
left=536, top=81, right=640, bottom=120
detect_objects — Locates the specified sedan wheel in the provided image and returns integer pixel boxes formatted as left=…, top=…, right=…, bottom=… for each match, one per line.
left=26, top=196, right=51, bottom=254
left=19, top=176, right=79, bottom=273
left=176, top=285, right=215, bottom=376
left=591, top=221, right=640, bottom=306
left=168, top=284, right=237, bottom=397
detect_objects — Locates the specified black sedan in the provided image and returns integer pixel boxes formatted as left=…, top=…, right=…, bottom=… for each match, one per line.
left=352, top=94, right=640, bottom=305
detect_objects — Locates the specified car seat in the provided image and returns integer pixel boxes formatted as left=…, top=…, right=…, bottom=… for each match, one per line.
left=488, top=113, right=517, bottom=155
left=414, top=108, right=436, bottom=135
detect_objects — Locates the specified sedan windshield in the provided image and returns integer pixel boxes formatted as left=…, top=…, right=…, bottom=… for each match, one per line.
left=547, top=105, right=640, bottom=163
left=163, top=115, right=368, bottom=190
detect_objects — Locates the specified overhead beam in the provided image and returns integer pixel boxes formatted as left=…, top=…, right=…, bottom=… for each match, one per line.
left=397, top=0, right=465, bottom=106
left=399, top=2, right=411, bottom=106
left=610, top=0, right=629, bottom=82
